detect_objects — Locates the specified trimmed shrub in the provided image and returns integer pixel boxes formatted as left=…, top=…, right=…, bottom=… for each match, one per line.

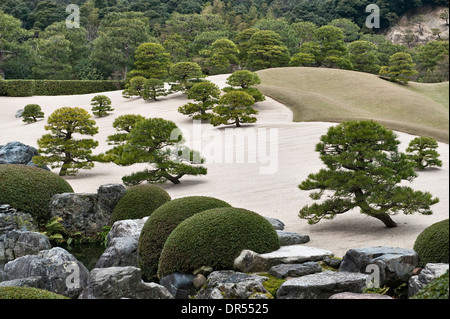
left=411, top=270, right=449, bottom=299
left=22, top=104, right=44, bottom=123
left=0, top=287, right=69, bottom=299
left=91, top=95, right=114, bottom=117
left=137, top=196, right=231, bottom=281
left=413, top=219, right=449, bottom=267
left=157, top=207, right=280, bottom=278
left=0, top=164, right=74, bottom=224
left=0, top=80, right=124, bottom=97
left=110, top=184, right=171, bottom=224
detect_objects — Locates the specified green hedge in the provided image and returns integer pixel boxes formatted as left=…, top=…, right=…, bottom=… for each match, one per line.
left=0, top=80, right=125, bottom=97
left=0, top=287, right=69, bottom=299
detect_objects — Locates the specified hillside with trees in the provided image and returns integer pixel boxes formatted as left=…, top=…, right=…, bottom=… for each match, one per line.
left=0, top=0, right=448, bottom=83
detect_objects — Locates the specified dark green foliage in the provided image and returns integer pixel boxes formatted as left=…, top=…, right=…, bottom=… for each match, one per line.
left=178, top=81, right=221, bottom=120
left=157, top=207, right=280, bottom=278
left=413, top=219, right=449, bottom=267
left=91, top=95, right=114, bottom=117
left=0, top=80, right=124, bottom=96
left=210, top=90, right=257, bottom=127
left=22, top=104, right=44, bottom=123
left=0, top=164, right=74, bottom=224
left=411, top=270, right=449, bottom=299
left=137, top=196, right=231, bottom=281
left=0, top=287, right=69, bottom=299
left=299, top=120, right=439, bottom=228
left=406, top=137, right=443, bottom=170
left=110, top=184, right=171, bottom=224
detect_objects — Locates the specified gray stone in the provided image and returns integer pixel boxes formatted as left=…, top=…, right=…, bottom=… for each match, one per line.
left=269, top=262, right=322, bottom=279
left=234, top=245, right=333, bottom=273
left=408, top=263, right=449, bottom=297
left=106, top=217, right=148, bottom=244
left=339, top=246, right=419, bottom=287
left=95, top=237, right=138, bottom=268
left=79, top=266, right=173, bottom=299
left=193, top=274, right=207, bottom=290
left=160, top=272, right=196, bottom=299
left=195, top=270, right=270, bottom=299
left=0, top=141, right=49, bottom=170
left=15, top=109, right=24, bottom=118
left=323, top=255, right=342, bottom=268
left=329, top=292, right=393, bottom=299
left=264, top=217, right=284, bottom=230
left=49, top=184, right=126, bottom=237
left=0, top=208, right=38, bottom=236
left=0, top=276, right=44, bottom=289
left=276, top=230, right=310, bottom=246
left=1, top=230, right=51, bottom=261
left=276, top=271, right=370, bottom=299
left=4, top=247, right=89, bottom=298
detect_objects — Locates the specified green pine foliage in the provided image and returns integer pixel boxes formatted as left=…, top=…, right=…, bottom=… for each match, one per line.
left=22, top=104, right=44, bottom=123
left=406, top=136, right=443, bottom=170
left=91, top=95, right=114, bottom=117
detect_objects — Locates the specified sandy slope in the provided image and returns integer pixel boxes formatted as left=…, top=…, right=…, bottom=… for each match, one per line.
left=0, top=74, right=448, bottom=257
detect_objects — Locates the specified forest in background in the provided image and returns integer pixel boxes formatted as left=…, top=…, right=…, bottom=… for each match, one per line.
left=0, top=0, right=449, bottom=82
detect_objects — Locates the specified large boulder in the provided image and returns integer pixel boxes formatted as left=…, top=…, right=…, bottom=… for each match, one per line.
left=234, top=245, right=333, bottom=273
left=276, top=271, right=370, bottom=299
left=0, top=142, right=48, bottom=170
left=79, top=266, right=173, bottom=299
left=339, top=246, right=419, bottom=287
left=0, top=230, right=51, bottom=262
left=276, top=230, right=310, bottom=246
left=49, top=184, right=126, bottom=237
left=195, top=270, right=271, bottom=299
left=408, top=263, right=449, bottom=297
left=95, top=217, right=148, bottom=268
left=3, top=247, right=89, bottom=298
left=0, top=204, right=38, bottom=236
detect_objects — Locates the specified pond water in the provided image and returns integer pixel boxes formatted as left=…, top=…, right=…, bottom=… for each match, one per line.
left=62, top=243, right=106, bottom=271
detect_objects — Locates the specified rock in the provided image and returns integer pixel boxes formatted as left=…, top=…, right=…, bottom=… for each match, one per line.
left=3, top=247, right=89, bottom=298
left=95, top=237, right=138, bottom=268
left=49, top=184, right=126, bottom=237
left=329, top=292, right=393, bottom=299
left=408, top=263, right=449, bottom=297
left=160, top=272, right=196, bottom=299
left=95, top=217, right=148, bottom=268
left=269, top=262, right=322, bottom=279
left=339, top=246, right=419, bottom=287
left=0, top=141, right=49, bottom=170
left=79, top=266, right=173, bottom=299
left=323, top=255, right=342, bottom=268
left=264, top=217, right=284, bottom=230
left=193, top=274, right=207, bottom=290
left=276, top=271, right=370, bottom=299
left=234, top=245, right=333, bottom=273
left=0, top=276, right=44, bottom=289
left=1, top=230, right=51, bottom=261
left=195, top=270, right=270, bottom=299
left=0, top=204, right=38, bottom=236
left=276, top=230, right=310, bottom=246
left=15, top=109, right=24, bottom=118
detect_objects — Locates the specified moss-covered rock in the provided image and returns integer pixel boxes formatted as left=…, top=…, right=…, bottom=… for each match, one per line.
left=0, top=164, right=74, bottom=224
left=413, top=219, right=449, bottom=267
left=411, top=270, right=449, bottom=299
left=137, top=196, right=231, bottom=281
left=110, top=184, right=171, bottom=224
left=0, top=286, right=69, bottom=299
left=157, top=207, right=280, bottom=278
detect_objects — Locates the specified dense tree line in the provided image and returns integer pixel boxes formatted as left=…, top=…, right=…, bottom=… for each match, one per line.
left=0, top=0, right=448, bottom=82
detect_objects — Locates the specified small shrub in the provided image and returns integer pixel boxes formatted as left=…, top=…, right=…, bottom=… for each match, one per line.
left=0, top=164, right=74, bottom=224
left=137, top=196, right=231, bottom=281
left=22, top=104, right=45, bottom=123
left=157, top=207, right=280, bottom=278
left=413, top=219, right=449, bottom=267
left=110, top=184, right=171, bottom=224
left=91, top=95, right=114, bottom=117
left=0, top=287, right=69, bottom=299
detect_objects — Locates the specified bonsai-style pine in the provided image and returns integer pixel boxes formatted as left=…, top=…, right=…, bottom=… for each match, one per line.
left=178, top=81, right=221, bottom=120
left=22, top=104, right=44, bottom=123
left=298, top=120, right=439, bottom=228
left=142, top=78, right=167, bottom=101
left=210, top=90, right=257, bottom=127
left=100, top=117, right=207, bottom=185
left=106, top=114, right=145, bottom=146
left=406, top=136, right=443, bottom=170
left=379, top=52, right=418, bottom=84
left=91, top=95, right=114, bottom=117
left=223, top=70, right=265, bottom=102
left=122, top=76, right=146, bottom=98
left=33, top=107, right=99, bottom=176
left=169, top=62, right=204, bottom=93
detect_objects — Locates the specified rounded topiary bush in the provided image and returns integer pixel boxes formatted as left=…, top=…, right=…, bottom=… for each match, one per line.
left=0, top=287, right=68, bottom=299
left=157, top=207, right=280, bottom=278
left=137, top=196, right=231, bottom=281
left=110, top=184, right=171, bottom=224
left=413, top=219, right=449, bottom=267
left=0, top=164, right=74, bottom=224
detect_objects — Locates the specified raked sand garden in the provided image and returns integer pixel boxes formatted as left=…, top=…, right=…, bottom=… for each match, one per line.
left=0, top=73, right=448, bottom=258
